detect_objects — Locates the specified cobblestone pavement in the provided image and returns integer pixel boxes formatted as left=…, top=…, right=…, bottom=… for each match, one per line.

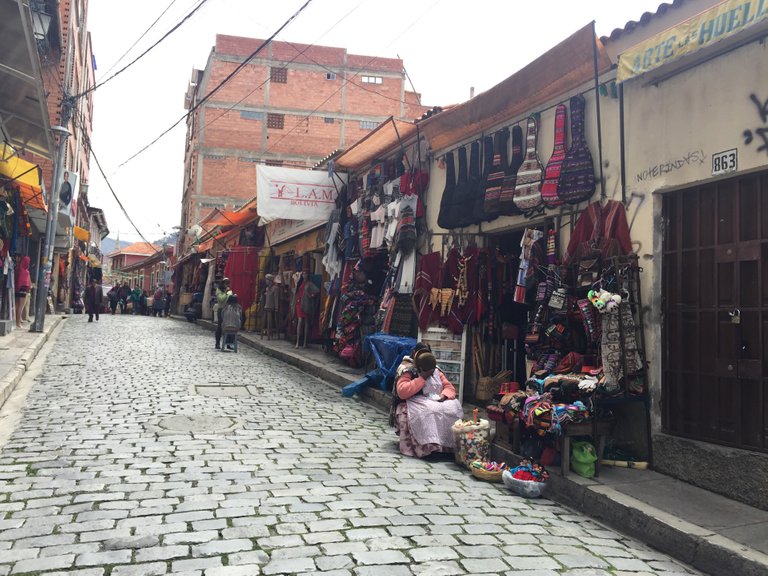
left=0, top=316, right=701, bottom=576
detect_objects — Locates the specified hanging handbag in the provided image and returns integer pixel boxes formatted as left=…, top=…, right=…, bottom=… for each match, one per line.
left=437, top=150, right=458, bottom=229
left=558, top=94, right=596, bottom=205
left=472, top=135, right=494, bottom=224
left=452, top=145, right=475, bottom=228
left=513, top=116, right=544, bottom=213
left=499, top=125, right=524, bottom=216
left=541, top=104, right=568, bottom=208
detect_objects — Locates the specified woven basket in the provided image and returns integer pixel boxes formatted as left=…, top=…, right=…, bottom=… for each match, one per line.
left=470, top=461, right=504, bottom=483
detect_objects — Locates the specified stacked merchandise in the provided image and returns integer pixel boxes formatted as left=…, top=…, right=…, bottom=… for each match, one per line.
left=487, top=200, right=648, bottom=466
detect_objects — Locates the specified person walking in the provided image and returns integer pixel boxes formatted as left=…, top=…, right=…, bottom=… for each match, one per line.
left=164, top=287, right=173, bottom=317
left=14, top=256, right=31, bottom=328
left=117, top=281, right=131, bottom=314
left=219, top=293, right=243, bottom=351
left=214, top=278, right=232, bottom=349
left=107, top=285, right=119, bottom=315
left=152, top=285, right=165, bottom=317
left=84, top=278, right=103, bottom=322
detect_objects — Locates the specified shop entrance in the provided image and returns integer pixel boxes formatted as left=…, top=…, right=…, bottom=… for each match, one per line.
left=662, top=171, right=768, bottom=452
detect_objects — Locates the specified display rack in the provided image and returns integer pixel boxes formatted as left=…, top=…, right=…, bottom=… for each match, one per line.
left=418, top=325, right=467, bottom=401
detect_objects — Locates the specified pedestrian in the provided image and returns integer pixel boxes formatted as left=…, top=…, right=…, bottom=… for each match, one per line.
left=14, top=255, right=31, bottom=328
left=140, top=290, right=149, bottom=315
left=117, top=281, right=131, bottom=314
left=84, top=278, right=103, bottom=322
left=220, top=293, right=243, bottom=350
left=107, top=285, right=119, bottom=315
left=164, top=287, right=173, bottom=317
left=130, top=287, right=142, bottom=315
left=152, top=285, right=165, bottom=317
left=214, top=278, right=232, bottom=349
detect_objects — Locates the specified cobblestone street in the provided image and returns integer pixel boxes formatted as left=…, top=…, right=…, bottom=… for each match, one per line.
left=0, top=316, right=701, bottom=576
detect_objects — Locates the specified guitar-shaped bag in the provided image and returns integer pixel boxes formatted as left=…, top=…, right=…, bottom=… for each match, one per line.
left=541, top=104, right=568, bottom=208
left=465, top=140, right=484, bottom=226
left=558, top=94, right=595, bottom=205
left=452, top=145, right=475, bottom=228
left=437, top=150, right=457, bottom=229
left=483, top=128, right=509, bottom=220
left=513, top=115, right=544, bottom=213
left=499, top=125, right=524, bottom=216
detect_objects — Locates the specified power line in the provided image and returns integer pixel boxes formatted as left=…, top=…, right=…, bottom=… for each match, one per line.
left=190, top=0, right=369, bottom=141
left=101, top=0, right=183, bottom=77
left=264, top=0, right=443, bottom=154
left=72, top=0, right=211, bottom=100
left=118, top=0, right=315, bottom=168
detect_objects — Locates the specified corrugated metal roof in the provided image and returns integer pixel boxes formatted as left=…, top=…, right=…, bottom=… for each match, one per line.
left=600, top=0, right=689, bottom=44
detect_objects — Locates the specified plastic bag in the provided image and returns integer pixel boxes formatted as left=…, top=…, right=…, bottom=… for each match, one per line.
left=570, top=440, right=598, bottom=478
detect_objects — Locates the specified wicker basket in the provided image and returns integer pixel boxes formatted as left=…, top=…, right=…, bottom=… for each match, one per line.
left=470, top=462, right=503, bottom=483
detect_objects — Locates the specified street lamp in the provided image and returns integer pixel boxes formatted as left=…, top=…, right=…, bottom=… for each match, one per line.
left=31, top=125, right=70, bottom=332
left=29, top=0, right=52, bottom=51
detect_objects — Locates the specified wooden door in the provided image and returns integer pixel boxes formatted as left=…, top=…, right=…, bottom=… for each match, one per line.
left=662, top=173, right=768, bottom=452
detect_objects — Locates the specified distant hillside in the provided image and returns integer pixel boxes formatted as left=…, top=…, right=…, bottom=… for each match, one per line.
left=101, top=237, right=130, bottom=255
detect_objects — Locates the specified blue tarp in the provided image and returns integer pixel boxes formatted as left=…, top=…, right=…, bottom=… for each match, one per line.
left=341, top=333, right=417, bottom=397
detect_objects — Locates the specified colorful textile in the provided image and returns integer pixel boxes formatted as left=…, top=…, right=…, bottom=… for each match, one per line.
left=558, top=94, right=596, bottom=205
left=563, top=200, right=633, bottom=265
left=542, top=104, right=568, bottom=208
left=482, top=128, right=509, bottom=219
left=499, top=125, right=524, bottom=216
left=412, top=251, right=441, bottom=330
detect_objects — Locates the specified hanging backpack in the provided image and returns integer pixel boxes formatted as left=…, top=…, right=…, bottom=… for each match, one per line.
left=498, top=125, right=524, bottom=216
left=483, top=128, right=509, bottom=220
left=558, top=94, right=596, bottom=205
left=513, top=115, right=544, bottom=213
left=472, top=135, right=494, bottom=224
left=541, top=104, right=568, bottom=208
left=437, top=150, right=457, bottom=229
left=452, top=145, right=475, bottom=228
left=465, top=140, right=484, bottom=226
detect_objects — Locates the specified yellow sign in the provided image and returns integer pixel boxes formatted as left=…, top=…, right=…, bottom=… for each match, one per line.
left=618, top=0, right=768, bottom=82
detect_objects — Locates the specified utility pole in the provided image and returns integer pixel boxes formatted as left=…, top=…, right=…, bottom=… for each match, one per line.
left=31, top=117, right=71, bottom=332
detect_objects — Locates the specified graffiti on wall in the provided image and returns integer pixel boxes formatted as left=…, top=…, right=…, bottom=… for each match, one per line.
left=743, top=94, right=768, bottom=155
left=634, top=150, right=706, bottom=183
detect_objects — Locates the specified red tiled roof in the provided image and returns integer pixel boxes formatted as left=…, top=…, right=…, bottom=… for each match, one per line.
left=107, top=242, right=160, bottom=257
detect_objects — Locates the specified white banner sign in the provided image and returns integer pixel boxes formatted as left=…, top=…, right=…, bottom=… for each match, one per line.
left=256, top=165, right=346, bottom=222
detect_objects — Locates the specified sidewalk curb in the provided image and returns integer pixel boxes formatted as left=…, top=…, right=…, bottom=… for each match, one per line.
left=492, top=442, right=768, bottom=576
left=0, top=316, right=64, bottom=410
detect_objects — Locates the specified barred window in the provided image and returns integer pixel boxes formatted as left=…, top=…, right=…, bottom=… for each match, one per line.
left=265, top=159, right=283, bottom=167
left=326, top=72, right=337, bottom=80
left=270, top=67, right=287, bottom=83
left=267, top=113, right=285, bottom=129
left=359, top=120, right=378, bottom=130
left=324, top=117, right=335, bottom=124
left=361, top=75, right=383, bottom=84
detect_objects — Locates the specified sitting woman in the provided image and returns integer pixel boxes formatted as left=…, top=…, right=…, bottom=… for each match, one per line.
left=392, top=343, right=464, bottom=457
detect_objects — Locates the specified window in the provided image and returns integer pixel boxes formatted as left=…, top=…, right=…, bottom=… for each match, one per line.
left=326, top=72, right=337, bottom=80
left=267, top=113, right=285, bottom=129
left=361, top=75, right=383, bottom=84
left=240, top=110, right=264, bottom=120
left=359, top=120, right=378, bottom=130
left=324, top=117, right=335, bottom=124
left=270, top=67, right=287, bottom=83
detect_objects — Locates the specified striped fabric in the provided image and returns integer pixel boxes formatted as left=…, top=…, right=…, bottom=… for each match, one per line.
left=513, top=115, right=544, bottom=212
left=542, top=104, right=568, bottom=208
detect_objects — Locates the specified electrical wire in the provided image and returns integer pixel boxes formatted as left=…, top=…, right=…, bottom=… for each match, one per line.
left=100, top=0, right=183, bottom=77
left=190, top=0, right=368, bottom=142
left=71, top=0, right=211, bottom=100
left=264, top=0, right=444, bottom=155
left=118, top=0, right=315, bottom=168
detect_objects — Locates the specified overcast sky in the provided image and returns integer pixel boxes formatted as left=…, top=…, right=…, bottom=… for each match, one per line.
left=86, top=0, right=663, bottom=244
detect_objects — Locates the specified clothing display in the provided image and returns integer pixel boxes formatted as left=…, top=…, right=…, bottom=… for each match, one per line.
left=558, top=94, right=596, bottom=205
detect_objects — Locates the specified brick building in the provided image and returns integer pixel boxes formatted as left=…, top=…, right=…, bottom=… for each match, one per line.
left=178, top=35, right=428, bottom=253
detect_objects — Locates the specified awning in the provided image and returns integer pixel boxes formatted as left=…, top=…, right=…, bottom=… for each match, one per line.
left=205, top=201, right=259, bottom=228
left=335, top=118, right=418, bottom=171
left=0, top=0, right=54, bottom=158
left=419, top=23, right=612, bottom=153
left=0, top=143, right=46, bottom=210
left=73, top=225, right=90, bottom=242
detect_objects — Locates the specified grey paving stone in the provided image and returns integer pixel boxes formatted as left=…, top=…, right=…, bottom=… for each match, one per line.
left=11, top=553, right=74, bottom=574
left=261, top=557, right=316, bottom=574
left=76, top=550, right=133, bottom=566
left=353, top=550, right=410, bottom=565
left=135, top=545, right=190, bottom=562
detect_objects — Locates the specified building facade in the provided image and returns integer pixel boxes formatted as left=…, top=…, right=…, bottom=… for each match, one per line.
left=107, top=242, right=160, bottom=287
left=178, top=36, right=428, bottom=255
